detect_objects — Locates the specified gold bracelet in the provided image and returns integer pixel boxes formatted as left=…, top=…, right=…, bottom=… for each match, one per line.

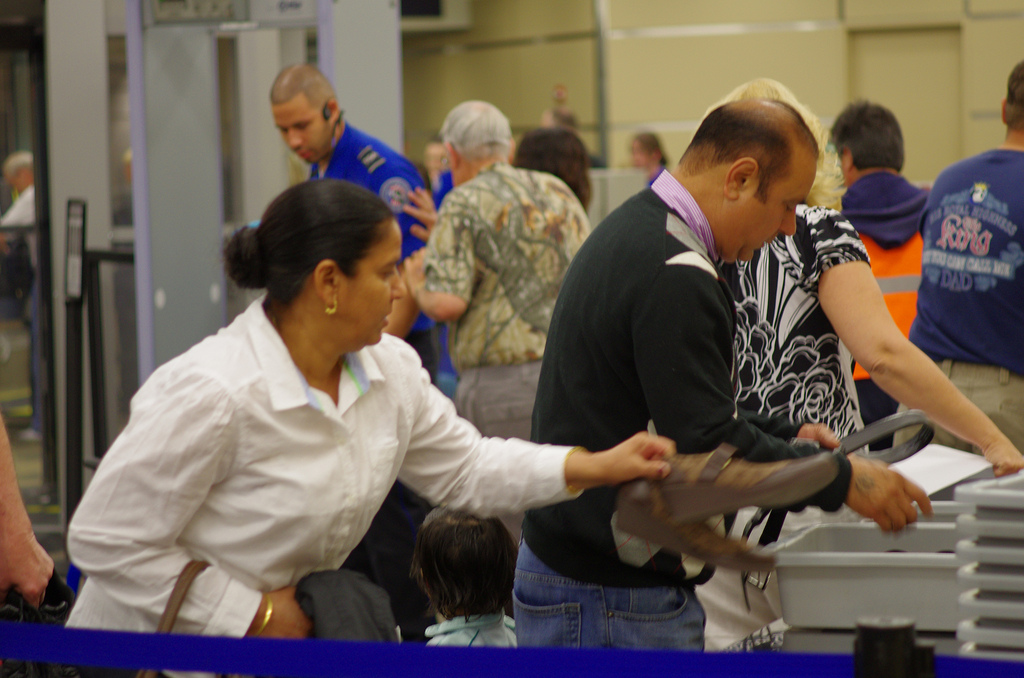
left=564, top=446, right=588, bottom=494
left=252, top=594, right=273, bottom=636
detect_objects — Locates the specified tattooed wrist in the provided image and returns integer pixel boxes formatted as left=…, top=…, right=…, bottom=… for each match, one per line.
left=855, top=475, right=876, bottom=492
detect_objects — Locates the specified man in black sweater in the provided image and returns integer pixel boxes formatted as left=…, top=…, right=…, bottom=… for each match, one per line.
left=516, top=100, right=930, bottom=650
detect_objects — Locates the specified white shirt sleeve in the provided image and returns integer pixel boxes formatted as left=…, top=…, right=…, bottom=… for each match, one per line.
left=67, top=367, right=261, bottom=637
left=394, top=357, right=574, bottom=515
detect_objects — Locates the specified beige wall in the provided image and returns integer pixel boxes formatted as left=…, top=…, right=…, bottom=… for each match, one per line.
left=962, top=15, right=1024, bottom=156
left=402, top=0, right=598, bottom=164
left=403, top=0, right=1022, bottom=183
left=605, top=26, right=845, bottom=169
left=847, top=28, right=961, bottom=184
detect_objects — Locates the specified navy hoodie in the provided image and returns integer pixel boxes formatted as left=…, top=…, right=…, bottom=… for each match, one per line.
left=841, top=171, right=928, bottom=249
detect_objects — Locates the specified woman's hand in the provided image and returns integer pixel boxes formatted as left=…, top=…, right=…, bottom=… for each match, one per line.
left=844, top=456, right=932, bottom=532
left=981, top=439, right=1024, bottom=477
left=249, top=586, right=312, bottom=638
left=403, top=187, right=438, bottom=243
left=564, top=432, right=674, bottom=491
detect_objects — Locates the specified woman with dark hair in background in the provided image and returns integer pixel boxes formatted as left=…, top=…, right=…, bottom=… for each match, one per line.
left=65, top=179, right=672, bottom=654
left=514, top=127, right=591, bottom=211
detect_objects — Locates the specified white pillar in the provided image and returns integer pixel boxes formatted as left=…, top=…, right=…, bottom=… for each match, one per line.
left=45, top=0, right=112, bottom=518
left=331, top=0, right=404, bottom=150
left=236, top=30, right=291, bottom=222
left=279, top=28, right=308, bottom=68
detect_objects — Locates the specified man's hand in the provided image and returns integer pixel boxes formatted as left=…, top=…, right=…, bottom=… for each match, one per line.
left=402, top=249, right=467, bottom=322
left=0, top=523, right=54, bottom=607
left=402, top=249, right=426, bottom=301
left=794, top=423, right=841, bottom=450
left=403, top=187, right=438, bottom=243
left=845, top=456, right=932, bottom=532
left=383, top=260, right=418, bottom=339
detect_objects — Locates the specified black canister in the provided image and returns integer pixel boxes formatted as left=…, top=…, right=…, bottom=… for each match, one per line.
left=854, top=616, right=917, bottom=678
left=914, top=642, right=935, bottom=678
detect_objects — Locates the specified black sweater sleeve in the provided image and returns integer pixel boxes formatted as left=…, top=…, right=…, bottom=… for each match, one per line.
left=738, top=408, right=802, bottom=440
left=634, top=262, right=851, bottom=512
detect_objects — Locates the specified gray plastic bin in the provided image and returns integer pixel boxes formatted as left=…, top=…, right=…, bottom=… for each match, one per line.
left=772, top=522, right=960, bottom=631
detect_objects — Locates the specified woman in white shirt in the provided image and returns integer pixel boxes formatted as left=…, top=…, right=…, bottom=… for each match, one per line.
left=66, top=179, right=674, bottom=642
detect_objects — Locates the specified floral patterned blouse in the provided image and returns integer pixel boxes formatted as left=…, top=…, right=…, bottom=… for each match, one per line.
left=723, top=205, right=870, bottom=438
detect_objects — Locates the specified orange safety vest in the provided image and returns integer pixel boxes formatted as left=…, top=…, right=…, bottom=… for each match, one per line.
left=853, top=232, right=923, bottom=380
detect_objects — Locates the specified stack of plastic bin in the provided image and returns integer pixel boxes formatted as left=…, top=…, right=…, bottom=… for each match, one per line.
left=955, top=475, right=1024, bottom=662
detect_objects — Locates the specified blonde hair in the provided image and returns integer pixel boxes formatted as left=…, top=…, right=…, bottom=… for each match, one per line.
left=705, top=79, right=844, bottom=211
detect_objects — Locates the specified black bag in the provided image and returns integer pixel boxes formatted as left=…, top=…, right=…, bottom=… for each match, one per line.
left=0, top=572, right=78, bottom=678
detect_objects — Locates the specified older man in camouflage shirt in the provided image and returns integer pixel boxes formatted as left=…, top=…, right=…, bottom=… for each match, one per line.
left=407, top=100, right=590, bottom=446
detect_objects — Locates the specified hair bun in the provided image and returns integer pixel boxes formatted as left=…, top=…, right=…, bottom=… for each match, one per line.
left=223, top=225, right=267, bottom=289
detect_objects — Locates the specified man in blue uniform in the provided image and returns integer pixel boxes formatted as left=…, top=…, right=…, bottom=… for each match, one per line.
left=270, top=64, right=438, bottom=378
left=269, top=64, right=436, bottom=642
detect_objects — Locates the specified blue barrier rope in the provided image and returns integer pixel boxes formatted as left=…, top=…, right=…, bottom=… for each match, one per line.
left=0, top=621, right=1018, bottom=678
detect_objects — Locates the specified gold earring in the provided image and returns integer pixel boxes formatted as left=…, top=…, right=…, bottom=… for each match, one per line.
left=325, top=295, right=337, bottom=315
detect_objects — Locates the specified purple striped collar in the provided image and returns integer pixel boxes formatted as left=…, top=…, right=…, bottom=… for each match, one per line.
left=651, top=170, right=718, bottom=261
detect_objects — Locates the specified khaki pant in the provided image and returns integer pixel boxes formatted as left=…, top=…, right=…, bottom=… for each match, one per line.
left=454, top=360, right=542, bottom=440
left=893, top=360, right=1024, bottom=452
left=454, top=360, right=542, bottom=541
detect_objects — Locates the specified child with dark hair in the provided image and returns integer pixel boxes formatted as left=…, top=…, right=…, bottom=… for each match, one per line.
left=412, top=507, right=518, bottom=647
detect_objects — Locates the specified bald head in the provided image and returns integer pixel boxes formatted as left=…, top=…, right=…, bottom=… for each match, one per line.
left=270, top=65, right=344, bottom=168
left=680, top=99, right=818, bottom=201
left=270, top=64, right=336, bottom=108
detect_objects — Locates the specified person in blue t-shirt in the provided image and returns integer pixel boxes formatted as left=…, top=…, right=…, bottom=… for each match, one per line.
left=270, top=64, right=438, bottom=380
left=269, top=63, right=437, bottom=642
left=902, top=58, right=1024, bottom=453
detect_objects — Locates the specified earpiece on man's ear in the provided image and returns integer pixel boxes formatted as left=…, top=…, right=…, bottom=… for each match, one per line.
left=322, top=104, right=331, bottom=121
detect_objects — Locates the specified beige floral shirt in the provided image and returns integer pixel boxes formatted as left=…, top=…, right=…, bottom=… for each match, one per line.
left=424, top=162, right=591, bottom=371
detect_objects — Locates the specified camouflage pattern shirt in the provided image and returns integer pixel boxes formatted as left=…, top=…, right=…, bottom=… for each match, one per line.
left=424, top=162, right=591, bottom=371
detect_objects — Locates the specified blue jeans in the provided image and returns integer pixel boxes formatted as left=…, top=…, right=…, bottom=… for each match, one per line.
left=513, top=540, right=705, bottom=649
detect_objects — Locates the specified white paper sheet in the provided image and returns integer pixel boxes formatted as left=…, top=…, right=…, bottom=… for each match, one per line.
left=890, top=443, right=992, bottom=496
